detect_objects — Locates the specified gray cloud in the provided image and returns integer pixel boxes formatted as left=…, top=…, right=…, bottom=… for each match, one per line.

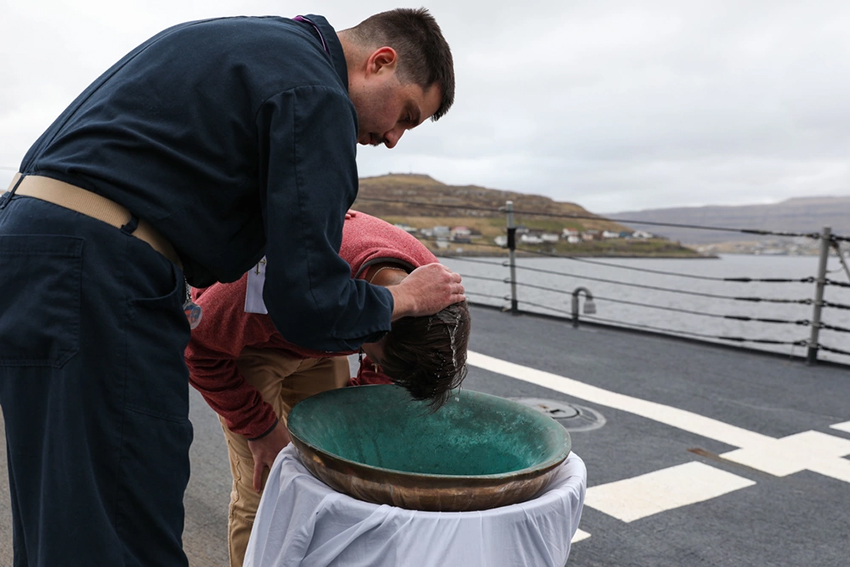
left=3, top=0, right=850, bottom=213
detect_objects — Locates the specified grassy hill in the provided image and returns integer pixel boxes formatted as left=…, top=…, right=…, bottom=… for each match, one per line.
left=351, top=174, right=702, bottom=258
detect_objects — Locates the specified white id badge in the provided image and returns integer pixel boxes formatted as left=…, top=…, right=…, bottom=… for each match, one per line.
left=245, top=257, right=269, bottom=314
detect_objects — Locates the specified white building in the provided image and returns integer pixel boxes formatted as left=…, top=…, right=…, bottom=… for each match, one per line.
left=520, top=234, right=544, bottom=244
left=394, top=223, right=417, bottom=234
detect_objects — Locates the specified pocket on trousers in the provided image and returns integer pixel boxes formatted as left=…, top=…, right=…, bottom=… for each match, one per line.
left=124, top=262, right=191, bottom=421
left=0, top=235, right=83, bottom=367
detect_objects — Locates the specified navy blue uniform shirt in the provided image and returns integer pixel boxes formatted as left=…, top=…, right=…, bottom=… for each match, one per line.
left=19, top=15, right=393, bottom=352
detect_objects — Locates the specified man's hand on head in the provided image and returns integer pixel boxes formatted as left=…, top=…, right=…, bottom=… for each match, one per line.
left=388, top=263, right=465, bottom=320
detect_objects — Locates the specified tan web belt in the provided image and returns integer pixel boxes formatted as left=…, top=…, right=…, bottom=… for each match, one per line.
left=5, top=173, right=182, bottom=268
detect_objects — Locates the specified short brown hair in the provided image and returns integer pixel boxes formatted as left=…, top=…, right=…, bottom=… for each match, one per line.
left=379, top=301, right=470, bottom=409
left=347, top=7, right=455, bottom=121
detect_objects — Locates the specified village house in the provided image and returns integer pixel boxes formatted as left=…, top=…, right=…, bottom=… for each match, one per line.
left=451, top=226, right=472, bottom=243
left=520, top=233, right=544, bottom=244
left=393, top=223, right=417, bottom=234
left=562, top=228, right=581, bottom=244
left=431, top=226, right=451, bottom=242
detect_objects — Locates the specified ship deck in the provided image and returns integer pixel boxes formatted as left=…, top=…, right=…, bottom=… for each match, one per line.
left=1, top=304, right=849, bottom=566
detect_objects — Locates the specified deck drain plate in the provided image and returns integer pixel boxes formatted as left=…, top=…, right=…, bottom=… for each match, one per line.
left=510, top=398, right=606, bottom=432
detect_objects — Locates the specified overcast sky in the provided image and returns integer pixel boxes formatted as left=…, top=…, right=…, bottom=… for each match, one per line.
left=3, top=0, right=849, bottom=213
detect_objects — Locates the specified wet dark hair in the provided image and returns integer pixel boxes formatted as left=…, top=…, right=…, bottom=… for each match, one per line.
left=379, top=301, right=470, bottom=409
left=346, top=7, right=455, bottom=121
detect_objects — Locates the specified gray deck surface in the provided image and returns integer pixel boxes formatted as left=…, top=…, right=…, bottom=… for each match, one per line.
left=1, top=304, right=849, bottom=566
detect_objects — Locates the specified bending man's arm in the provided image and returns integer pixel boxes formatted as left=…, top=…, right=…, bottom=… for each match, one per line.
left=258, top=87, right=463, bottom=351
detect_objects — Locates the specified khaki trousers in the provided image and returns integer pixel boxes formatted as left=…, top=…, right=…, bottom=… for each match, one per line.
left=222, top=348, right=350, bottom=567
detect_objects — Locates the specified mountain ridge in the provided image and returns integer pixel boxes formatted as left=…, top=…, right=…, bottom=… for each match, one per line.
left=608, top=196, right=850, bottom=244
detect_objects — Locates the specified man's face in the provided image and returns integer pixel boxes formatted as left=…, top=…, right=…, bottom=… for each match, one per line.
left=349, top=51, right=442, bottom=149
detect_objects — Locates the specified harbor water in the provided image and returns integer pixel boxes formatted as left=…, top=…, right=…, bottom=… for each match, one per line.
left=442, top=254, right=850, bottom=366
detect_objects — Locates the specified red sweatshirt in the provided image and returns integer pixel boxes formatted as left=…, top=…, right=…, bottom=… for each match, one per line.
left=185, top=212, right=438, bottom=438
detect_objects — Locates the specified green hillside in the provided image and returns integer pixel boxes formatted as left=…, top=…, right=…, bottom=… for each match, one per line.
left=352, top=174, right=702, bottom=258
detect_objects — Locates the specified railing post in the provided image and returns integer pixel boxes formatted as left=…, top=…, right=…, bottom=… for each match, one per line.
left=807, top=226, right=831, bottom=365
left=505, top=201, right=518, bottom=314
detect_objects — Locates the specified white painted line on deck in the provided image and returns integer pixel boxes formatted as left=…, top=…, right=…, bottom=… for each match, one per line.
left=584, top=462, right=755, bottom=523
left=571, top=529, right=591, bottom=543
left=467, top=351, right=772, bottom=449
left=831, top=421, right=850, bottom=434
left=467, top=351, right=850, bottom=485
left=721, top=430, right=850, bottom=477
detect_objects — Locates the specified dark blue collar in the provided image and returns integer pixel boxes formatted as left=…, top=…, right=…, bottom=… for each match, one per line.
left=295, top=14, right=348, bottom=92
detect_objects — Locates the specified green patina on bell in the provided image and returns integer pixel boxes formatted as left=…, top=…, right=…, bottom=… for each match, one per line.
left=288, top=384, right=570, bottom=477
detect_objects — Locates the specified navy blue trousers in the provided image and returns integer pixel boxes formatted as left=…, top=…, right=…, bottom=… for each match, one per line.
left=0, top=194, right=193, bottom=566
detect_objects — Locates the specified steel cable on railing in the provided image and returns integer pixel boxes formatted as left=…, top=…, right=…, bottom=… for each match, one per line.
left=526, top=255, right=814, bottom=283
left=518, top=305, right=811, bottom=346
left=819, top=344, right=850, bottom=356
left=824, top=300, right=850, bottom=311
left=465, top=274, right=814, bottom=324
left=352, top=196, right=850, bottom=361
left=586, top=295, right=811, bottom=325
left=459, top=274, right=508, bottom=284
left=458, top=263, right=847, bottom=355
left=419, top=232, right=847, bottom=292
left=458, top=270, right=818, bottom=328
left=450, top=247, right=817, bottom=283
left=508, top=299, right=572, bottom=317
left=503, top=270, right=812, bottom=305
left=434, top=239, right=825, bottom=286
left=464, top=291, right=509, bottom=301
left=444, top=237, right=843, bottom=350
left=442, top=256, right=510, bottom=268
left=508, top=248, right=816, bottom=284
left=819, top=322, right=850, bottom=333
left=511, top=296, right=835, bottom=353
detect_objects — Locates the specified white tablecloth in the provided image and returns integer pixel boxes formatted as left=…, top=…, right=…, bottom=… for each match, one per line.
left=244, top=444, right=587, bottom=567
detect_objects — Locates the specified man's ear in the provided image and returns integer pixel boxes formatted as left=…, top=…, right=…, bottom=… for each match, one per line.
left=366, top=46, right=398, bottom=77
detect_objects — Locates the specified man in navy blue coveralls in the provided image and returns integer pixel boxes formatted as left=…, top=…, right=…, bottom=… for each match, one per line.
left=0, top=9, right=462, bottom=566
